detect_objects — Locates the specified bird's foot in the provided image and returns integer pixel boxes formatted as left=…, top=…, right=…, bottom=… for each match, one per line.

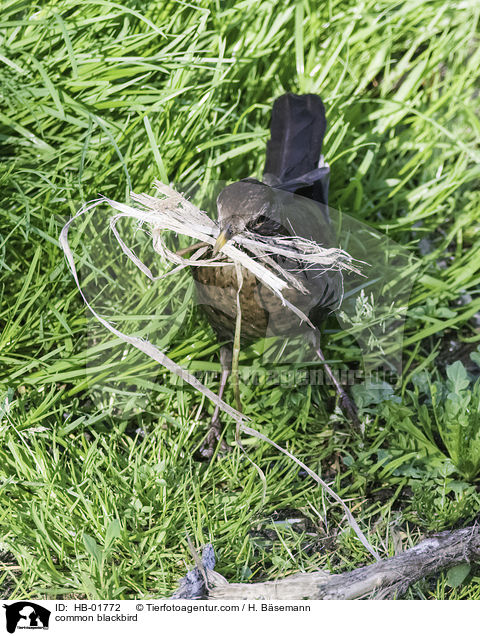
left=314, top=346, right=361, bottom=429
left=195, top=418, right=231, bottom=461
left=340, top=392, right=361, bottom=429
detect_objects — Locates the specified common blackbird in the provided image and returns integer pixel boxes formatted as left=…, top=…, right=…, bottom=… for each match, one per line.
left=191, top=94, right=356, bottom=457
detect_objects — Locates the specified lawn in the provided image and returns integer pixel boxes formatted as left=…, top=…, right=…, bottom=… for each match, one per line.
left=1, top=0, right=480, bottom=599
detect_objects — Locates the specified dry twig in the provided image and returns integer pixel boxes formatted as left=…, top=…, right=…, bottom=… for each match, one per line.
left=174, top=525, right=480, bottom=600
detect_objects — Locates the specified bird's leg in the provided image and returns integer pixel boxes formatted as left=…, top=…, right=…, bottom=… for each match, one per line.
left=315, top=346, right=360, bottom=428
left=198, top=345, right=233, bottom=459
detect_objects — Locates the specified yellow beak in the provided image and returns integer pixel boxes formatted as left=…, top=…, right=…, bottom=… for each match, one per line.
left=213, top=230, right=229, bottom=256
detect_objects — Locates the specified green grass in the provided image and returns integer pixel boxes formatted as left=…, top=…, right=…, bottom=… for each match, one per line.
left=1, top=0, right=480, bottom=599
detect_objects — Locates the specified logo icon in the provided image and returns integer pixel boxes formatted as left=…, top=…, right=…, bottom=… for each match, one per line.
left=3, top=602, right=51, bottom=634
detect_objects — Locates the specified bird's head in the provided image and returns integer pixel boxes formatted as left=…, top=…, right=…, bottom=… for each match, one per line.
left=213, top=180, right=272, bottom=255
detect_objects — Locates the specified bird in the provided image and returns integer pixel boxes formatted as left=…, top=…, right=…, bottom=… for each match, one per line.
left=190, top=93, right=358, bottom=458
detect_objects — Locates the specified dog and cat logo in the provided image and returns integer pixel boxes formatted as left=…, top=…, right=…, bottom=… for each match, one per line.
left=3, top=603, right=51, bottom=633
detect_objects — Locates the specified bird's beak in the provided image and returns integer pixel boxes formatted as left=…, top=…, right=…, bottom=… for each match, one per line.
left=213, top=229, right=231, bottom=256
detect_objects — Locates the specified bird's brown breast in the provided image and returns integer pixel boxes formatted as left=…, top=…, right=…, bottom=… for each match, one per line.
left=192, top=255, right=340, bottom=343
left=192, top=261, right=269, bottom=342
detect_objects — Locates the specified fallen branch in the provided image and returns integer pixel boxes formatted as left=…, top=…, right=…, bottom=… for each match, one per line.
left=174, top=524, right=479, bottom=600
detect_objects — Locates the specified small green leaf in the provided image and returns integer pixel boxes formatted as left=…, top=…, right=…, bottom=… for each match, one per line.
left=83, top=533, right=103, bottom=569
left=446, top=361, right=469, bottom=392
left=105, top=519, right=122, bottom=551
left=436, top=306, right=457, bottom=318
left=352, top=380, right=399, bottom=409
left=470, top=351, right=480, bottom=367
left=446, top=563, right=471, bottom=588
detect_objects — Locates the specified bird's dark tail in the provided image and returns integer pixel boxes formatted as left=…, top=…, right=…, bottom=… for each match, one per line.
left=263, top=93, right=330, bottom=206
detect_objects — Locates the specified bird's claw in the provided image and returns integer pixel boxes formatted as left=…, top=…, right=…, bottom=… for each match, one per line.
left=195, top=418, right=231, bottom=461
